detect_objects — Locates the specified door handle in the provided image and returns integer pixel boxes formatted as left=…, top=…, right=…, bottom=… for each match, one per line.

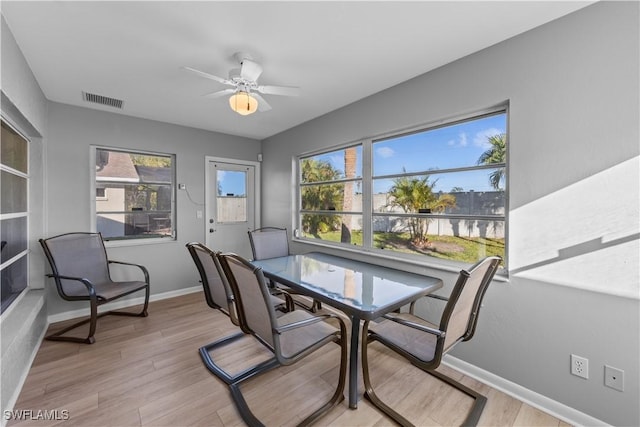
left=209, top=228, right=215, bottom=233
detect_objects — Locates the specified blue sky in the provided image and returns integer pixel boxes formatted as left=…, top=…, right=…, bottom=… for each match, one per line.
left=311, top=112, right=507, bottom=193
left=217, top=170, right=246, bottom=196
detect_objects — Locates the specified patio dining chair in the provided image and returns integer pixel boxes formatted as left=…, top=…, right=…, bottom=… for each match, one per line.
left=220, top=253, right=348, bottom=427
left=361, top=256, right=502, bottom=427
left=39, top=232, right=150, bottom=344
left=248, top=227, right=321, bottom=312
left=186, top=242, right=293, bottom=384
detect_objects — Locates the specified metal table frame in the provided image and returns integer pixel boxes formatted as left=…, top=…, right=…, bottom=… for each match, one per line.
left=252, top=252, right=443, bottom=409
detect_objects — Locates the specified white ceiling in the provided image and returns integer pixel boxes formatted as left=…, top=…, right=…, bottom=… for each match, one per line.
left=1, top=1, right=593, bottom=140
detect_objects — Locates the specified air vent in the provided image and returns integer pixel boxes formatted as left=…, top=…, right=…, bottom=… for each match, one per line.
left=82, top=92, right=124, bottom=109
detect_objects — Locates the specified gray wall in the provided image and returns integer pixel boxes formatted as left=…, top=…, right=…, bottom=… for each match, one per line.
left=45, top=102, right=261, bottom=315
left=1, top=14, right=48, bottom=419
left=260, top=2, right=639, bottom=426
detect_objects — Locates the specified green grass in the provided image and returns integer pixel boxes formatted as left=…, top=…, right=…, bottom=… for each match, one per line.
left=305, top=230, right=504, bottom=264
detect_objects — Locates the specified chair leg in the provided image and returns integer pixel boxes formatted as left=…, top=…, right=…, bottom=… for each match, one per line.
left=227, top=334, right=347, bottom=427
left=362, top=320, right=487, bottom=427
left=46, top=287, right=149, bottom=344
left=298, top=329, right=347, bottom=427
left=109, top=284, right=150, bottom=317
left=362, top=322, right=413, bottom=427
left=199, top=331, right=280, bottom=385
left=45, top=296, right=99, bottom=344
left=426, top=369, right=487, bottom=427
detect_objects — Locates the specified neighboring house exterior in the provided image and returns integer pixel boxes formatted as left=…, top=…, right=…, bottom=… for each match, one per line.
left=96, top=151, right=139, bottom=238
left=95, top=152, right=172, bottom=238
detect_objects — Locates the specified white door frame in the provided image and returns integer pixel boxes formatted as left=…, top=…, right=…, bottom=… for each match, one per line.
left=204, top=156, right=261, bottom=247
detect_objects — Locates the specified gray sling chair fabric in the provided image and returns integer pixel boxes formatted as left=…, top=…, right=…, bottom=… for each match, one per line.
left=39, top=232, right=150, bottom=344
left=362, top=256, right=502, bottom=427
left=185, top=242, right=294, bottom=385
left=248, top=227, right=322, bottom=312
left=220, top=253, right=348, bottom=427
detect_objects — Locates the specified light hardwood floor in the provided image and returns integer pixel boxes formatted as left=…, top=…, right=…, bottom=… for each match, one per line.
left=9, top=292, right=570, bottom=426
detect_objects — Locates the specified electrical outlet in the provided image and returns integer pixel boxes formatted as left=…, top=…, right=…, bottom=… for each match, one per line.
left=571, top=354, right=589, bottom=379
left=604, top=365, right=624, bottom=391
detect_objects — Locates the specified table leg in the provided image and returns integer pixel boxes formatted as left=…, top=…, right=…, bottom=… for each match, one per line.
left=348, top=315, right=361, bottom=409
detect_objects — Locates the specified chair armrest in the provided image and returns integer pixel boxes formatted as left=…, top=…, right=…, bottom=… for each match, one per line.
left=270, top=287, right=294, bottom=312
left=108, top=260, right=150, bottom=283
left=45, top=274, right=97, bottom=297
left=275, top=313, right=343, bottom=334
left=382, top=313, right=445, bottom=338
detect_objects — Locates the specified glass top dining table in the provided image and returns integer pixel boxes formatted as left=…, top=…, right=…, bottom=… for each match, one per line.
left=251, top=251, right=443, bottom=409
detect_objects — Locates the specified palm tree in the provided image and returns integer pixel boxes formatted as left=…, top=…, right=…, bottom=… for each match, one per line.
left=341, top=147, right=357, bottom=244
left=477, top=133, right=506, bottom=190
left=386, top=175, right=456, bottom=247
left=300, top=159, right=343, bottom=237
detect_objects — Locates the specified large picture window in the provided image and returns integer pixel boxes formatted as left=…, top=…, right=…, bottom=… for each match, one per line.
left=92, top=147, right=176, bottom=241
left=1, top=119, right=29, bottom=314
left=296, top=108, right=507, bottom=269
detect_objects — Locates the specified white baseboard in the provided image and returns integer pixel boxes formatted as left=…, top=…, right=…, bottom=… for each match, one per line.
left=47, top=286, right=201, bottom=324
left=442, top=355, right=609, bottom=427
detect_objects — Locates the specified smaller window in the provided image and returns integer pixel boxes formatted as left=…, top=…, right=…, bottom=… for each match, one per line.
left=216, top=169, right=248, bottom=223
left=93, top=147, right=176, bottom=241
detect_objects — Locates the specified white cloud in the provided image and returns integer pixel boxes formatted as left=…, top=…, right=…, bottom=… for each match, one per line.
left=330, top=155, right=343, bottom=168
left=217, top=170, right=226, bottom=181
left=474, top=128, right=503, bottom=148
left=447, top=132, right=468, bottom=147
left=376, top=146, right=395, bottom=158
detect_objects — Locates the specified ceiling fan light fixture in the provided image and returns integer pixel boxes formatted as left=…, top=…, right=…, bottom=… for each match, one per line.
left=229, top=91, right=258, bottom=116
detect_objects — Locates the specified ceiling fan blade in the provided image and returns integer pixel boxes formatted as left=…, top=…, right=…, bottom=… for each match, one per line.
left=183, top=66, right=233, bottom=85
left=203, top=88, right=236, bottom=99
left=240, top=59, right=263, bottom=82
left=256, top=85, right=301, bottom=97
left=252, top=93, right=272, bottom=112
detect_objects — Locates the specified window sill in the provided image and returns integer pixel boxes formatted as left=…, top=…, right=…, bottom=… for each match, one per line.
left=292, top=237, right=509, bottom=282
left=104, top=237, right=176, bottom=248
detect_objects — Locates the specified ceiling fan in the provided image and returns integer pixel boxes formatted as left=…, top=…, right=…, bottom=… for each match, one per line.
left=183, top=52, right=300, bottom=115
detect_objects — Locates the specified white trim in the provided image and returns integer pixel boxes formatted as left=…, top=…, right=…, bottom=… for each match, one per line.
left=0, top=249, right=29, bottom=270
left=103, top=236, right=176, bottom=248
left=442, top=355, right=610, bottom=427
left=96, top=177, right=140, bottom=183
left=204, top=155, right=262, bottom=242
left=0, top=212, right=28, bottom=220
left=47, top=285, right=201, bottom=324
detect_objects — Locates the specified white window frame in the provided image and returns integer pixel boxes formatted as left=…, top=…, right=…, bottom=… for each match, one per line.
left=90, top=146, right=177, bottom=246
left=0, top=116, right=30, bottom=314
left=294, top=106, right=508, bottom=274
